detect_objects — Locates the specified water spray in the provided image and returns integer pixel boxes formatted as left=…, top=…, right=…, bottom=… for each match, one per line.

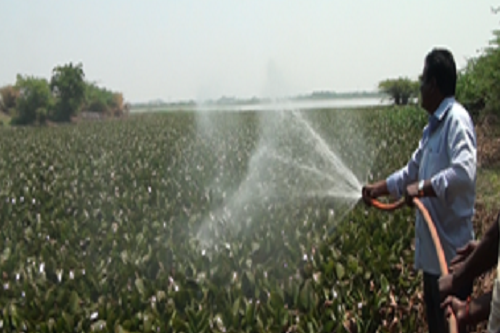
left=194, top=107, right=368, bottom=246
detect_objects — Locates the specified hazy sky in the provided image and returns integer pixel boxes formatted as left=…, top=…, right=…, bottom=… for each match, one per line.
left=1, top=1, right=499, bottom=103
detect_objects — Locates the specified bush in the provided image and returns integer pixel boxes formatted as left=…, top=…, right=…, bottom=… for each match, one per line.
left=82, top=82, right=128, bottom=117
left=0, top=85, right=20, bottom=113
left=12, top=75, right=54, bottom=126
left=36, top=107, right=48, bottom=125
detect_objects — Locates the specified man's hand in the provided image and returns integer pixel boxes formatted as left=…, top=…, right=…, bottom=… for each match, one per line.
left=438, top=273, right=457, bottom=302
left=404, top=180, right=437, bottom=206
left=361, top=184, right=377, bottom=206
left=361, top=181, right=386, bottom=206
left=441, top=296, right=469, bottom=328
left=450, top=240, right=479, bottom=273
left=404, top=182, right=420, bottom=207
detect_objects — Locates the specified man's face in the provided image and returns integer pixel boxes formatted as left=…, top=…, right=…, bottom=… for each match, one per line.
left=419, top=63, right=435, bottom=113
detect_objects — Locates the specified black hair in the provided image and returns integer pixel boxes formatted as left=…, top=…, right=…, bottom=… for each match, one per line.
left=424, top=48, right=457, bottom=96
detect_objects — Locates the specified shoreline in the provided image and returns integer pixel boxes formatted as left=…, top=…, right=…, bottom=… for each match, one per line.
left=130, top=97, right=397, bottom=114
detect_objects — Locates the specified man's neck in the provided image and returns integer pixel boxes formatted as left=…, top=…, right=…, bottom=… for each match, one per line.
left=428, top=95, right=447, bottom=116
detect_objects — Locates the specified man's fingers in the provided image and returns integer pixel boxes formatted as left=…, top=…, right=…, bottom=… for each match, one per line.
left=449, top=256, right=463, bottom=266
left=440, top=296, right=453, bottom=309
left=456, top=244, right=471, bottom=255
left=452, top=241, right=477, bottom=265
left=443, top=305, right=454, bottom=318
left=361, top=190, right=372, bottom=206
left=443, top=304, right=451, bottom=316
left=457, top=241, right=478, bottom=255
left=405, top=195, right=414, bottom=207
left=449, top=261, right=464, bottom=274
left=362, top=186, right=378, bottom=206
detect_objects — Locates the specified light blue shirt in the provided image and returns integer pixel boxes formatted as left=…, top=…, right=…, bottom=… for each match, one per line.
left=386, top=97, right=477, bottom=275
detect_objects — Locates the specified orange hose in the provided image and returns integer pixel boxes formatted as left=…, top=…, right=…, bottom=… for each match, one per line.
left=369, top=197, right=458, bottom=333
left=369, top=197, right=405, bottom=211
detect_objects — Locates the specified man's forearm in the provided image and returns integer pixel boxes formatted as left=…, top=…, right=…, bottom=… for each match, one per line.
left=373, top=180, right=390, bottom=197
left=455, top=216, right=499, bottom=287
left=467, top=291, right=493, bottom=326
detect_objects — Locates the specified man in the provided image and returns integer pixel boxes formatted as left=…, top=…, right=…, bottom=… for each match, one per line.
left=439, top=213, right=500, bottom=332
left=362, top=48, right=477, bottom=333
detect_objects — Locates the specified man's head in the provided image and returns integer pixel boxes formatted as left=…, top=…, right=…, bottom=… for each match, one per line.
left=420, top=48, right=457, bottom=114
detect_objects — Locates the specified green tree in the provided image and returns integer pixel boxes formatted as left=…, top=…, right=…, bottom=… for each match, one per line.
left=455, top=29, right=500, bottom=120
left=378, top=77, right=420, bottom=105
left=50, top=62, right=85, bottom=122
left=455, top=57, right=486, bottom=117
left=453, top=8, right=500, bottom=122
left=12, top=75, right=53, bottom=125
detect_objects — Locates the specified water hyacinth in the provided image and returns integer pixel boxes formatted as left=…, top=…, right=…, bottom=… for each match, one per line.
left=0, top=107, right=427, bottom=331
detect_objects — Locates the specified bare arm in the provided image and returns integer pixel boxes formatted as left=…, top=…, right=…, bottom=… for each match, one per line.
left=369, top=179, right=390, bottom=197
left=454, top=214, right=499, bottom=288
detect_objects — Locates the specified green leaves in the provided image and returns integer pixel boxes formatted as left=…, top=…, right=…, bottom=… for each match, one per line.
left=69, top=291, right=81, bottom=314
left=134, top=278, right=145, bottom=296
left=335, top=263, right=345, bottom=280
left=0, top=107, right=426, bottom=332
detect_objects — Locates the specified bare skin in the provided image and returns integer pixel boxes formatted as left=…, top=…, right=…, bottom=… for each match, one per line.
left=438, top=215, right=500, bottom=327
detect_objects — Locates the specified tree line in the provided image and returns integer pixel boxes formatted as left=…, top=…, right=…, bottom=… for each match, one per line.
left=4, top=21, right=499, bottom=127
left=0, top=62, right=130, bottom=126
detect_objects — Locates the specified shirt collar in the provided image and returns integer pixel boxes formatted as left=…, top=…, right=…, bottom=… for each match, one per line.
left=431, top=96, right=455, bottom=122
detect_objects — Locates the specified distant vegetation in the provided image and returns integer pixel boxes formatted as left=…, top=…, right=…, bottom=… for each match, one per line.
left=377, top=77, right=420, bottom=106
left=291, top=90, right=386, bottom=101
left=130, top=91, right=387, bottom=111
left=3, top=10, right=500, bottom=126
left=0, top=62, right=129, bottom=126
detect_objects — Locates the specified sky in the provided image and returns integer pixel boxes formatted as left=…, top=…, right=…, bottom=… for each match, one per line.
left=1, top=1, right=499, bottom=103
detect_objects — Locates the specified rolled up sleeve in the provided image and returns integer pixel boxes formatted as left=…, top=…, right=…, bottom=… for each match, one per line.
left=430, top=118, right=476, bottom=204
left=386, top=140, right=423, bottom=199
